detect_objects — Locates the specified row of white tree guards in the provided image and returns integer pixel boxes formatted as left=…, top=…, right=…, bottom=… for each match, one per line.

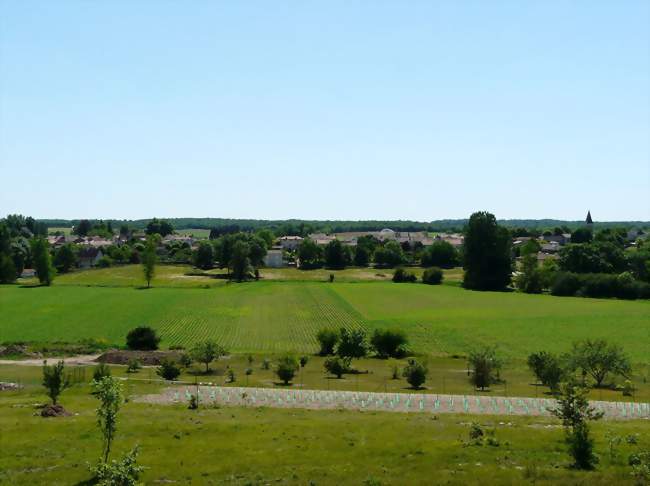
left=160, top=385, right=650, bottom=420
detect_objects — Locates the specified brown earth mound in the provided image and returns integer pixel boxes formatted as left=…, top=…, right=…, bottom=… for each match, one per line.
left=97, top=350, right=183, bottom=366
left=40, top=404, right=71, bottom=417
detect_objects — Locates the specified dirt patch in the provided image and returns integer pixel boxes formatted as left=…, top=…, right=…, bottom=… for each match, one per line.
left=0, top=344, right=42, bottom=359
left=98, top=350, right=183, bottom=366
left=40, top=404, right=71, bottom=417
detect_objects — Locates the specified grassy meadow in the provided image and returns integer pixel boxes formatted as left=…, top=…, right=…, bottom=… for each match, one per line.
left=1, top=363, right=649, bottom=485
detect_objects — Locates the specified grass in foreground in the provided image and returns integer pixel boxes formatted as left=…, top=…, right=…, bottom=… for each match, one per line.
left=1, top=365, right=648, bottom=485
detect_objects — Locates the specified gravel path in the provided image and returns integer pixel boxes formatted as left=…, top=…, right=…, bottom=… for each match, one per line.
left=136, top=385, right=650, bottom=421
left=0, top=354, right=101, bottom=366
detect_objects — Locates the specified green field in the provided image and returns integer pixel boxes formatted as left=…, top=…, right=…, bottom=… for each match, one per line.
left=1, top=364, right=648, bottom=485
left=2, top=277, right=649, bottom=361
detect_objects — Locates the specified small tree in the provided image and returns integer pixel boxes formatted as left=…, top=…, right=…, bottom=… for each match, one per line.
left=141, top=236, right=157, bottom=288
left=527, top=351, right=565, bottom=392
left=93, top=362, right=112, bottom=382
left=370, top=329, right=408, bottom=358
left=299, top=355, right=309, bottom=368
left=126, top=326, right=160, bottom=351
left=316, top=328, right=339, bottom=356
left=421, top=267, right=443, bottom=285
left=515, top=254, right=543, bottom=294
left=567, top=339, right=631, bottom=388
left=550, top=380, right=603, bottom=469
left=275, top=354, right=299, bottom=385
left=392, top=267, right=417, bottom=283
left=468, top=346, right=502, bottom=391
left=92, top=376, right=124, bottom=463
left=190, top=340, right=226, bottom=373
left=324, top=356, right=349, bottom=378
left=31, top=237, right=55, bottom=286
left=402, top=358, right=428, bottom=389
left=42, top=360, right=70, bottom=405
left=156, top=360, right=181, bottom=381
left=337, top=328, right=367, bottom=360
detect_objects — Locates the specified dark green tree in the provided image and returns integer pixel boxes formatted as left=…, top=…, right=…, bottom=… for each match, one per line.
left=337, top=328, right=367, bottom=360
left=463, top=212, right=512, bottom=291
left=374, top=241, right=406, bottom=267
left=53, top=244, right=77, bottom=273
left=31, top=238, right=55, bottom=286
left=420, top=240, right=458, bottom=268
left=297, top=238, right=323, bottom=269
left=230, top=240, right=252, bottom=281
left=324, top=239, right=349, bottom=269
left=571, top=227, right=593, bottom=244
left=193, top=241, right=214, bottom=270
left=468, top=346, right=503, bottom=390
left=316, top=328, right=339, bottom=355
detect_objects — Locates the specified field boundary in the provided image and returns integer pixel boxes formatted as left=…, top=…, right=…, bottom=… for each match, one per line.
left=136, top=384, right=650, bottom=421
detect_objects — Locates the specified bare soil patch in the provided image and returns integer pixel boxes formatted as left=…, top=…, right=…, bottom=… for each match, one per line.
left=98, top=350, right=183, bottom=366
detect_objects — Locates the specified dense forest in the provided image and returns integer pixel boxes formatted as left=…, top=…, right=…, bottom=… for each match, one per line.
left=38, top=217, right=649, bottom=235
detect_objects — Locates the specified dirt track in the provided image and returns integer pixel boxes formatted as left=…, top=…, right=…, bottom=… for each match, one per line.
left=136, top=385, right=650, bottom=421
left=0, top=354, right=101, bottom=366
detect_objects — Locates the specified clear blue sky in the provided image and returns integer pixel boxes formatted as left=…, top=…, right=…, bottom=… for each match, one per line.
left=1, top=1, right=648, bottom=222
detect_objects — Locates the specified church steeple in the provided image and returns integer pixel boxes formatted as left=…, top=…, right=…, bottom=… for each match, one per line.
left=586, top=210, right=593, bottom=225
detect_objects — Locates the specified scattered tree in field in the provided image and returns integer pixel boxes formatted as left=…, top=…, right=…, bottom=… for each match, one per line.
left=297, top=238, right=323, bottom=269
left=275, top=354, right=299, bottom=385
left=156, top=359, right=181, bottom=381
left=93, top=362, right=112, bottom=382
left=324, top=239, right=350, bottom=269
left=193, top=241, right=214, bottom=270
left=42, top=360, right=70, bottom=405
left=515, top=253, right=543, bottom=294
left=463, top=212, right=512, bottom=291
left=92, top=376, right=124, bottom=463
left=337, top=328, right=367, bottom=360
left=53, top=244, right=77, bottom=273
left=0, top=253, right=16, bottom=283
left=392, top=267, right=417, bottom=283
left=421, top=267, right=443, bottom=285
left=126, top=326, right=160, bottom=351
left=316, top=328, right=339, bottom=356
left=551, top=380, right=603, bottom=470
left=468, top=346, right=503, bottom=390
left=354, top=245, right=371, bottom=267
left=141, top=236, right=157, bottom=288
left=230, top=240, right=252, bottom=281
left=527, top=351, right=565, bottom=393
left=190, top=340, right=226, bottom=373
left=420, top=240, right=458, bottom=268
left=299, top=355, right=309, bottom=368
left=374, top=241, right=406, bottom=267
left=31, top=237, right=55, bottom=285
left=402, top=358, right=428, bottom=389
left=371, top=329, right=408, bottom=358
left=567, top=339, right=631, bottom=388
left=324, top=356, right=349, bottom=378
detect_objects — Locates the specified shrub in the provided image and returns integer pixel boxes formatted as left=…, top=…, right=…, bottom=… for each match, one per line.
left=126, top=359, right=141, bottom=373
left=392, top=267, right=417, bottom=283
left=156, top=360, right=181, bottom=381
left=93, top=362, right=112, bottom=382
left=126, top=326, right=160, bottom=351
left=337, top=328, right=367, bottom=360
left=324, top=356, right=349, bottom=378
left=188, top=394, right=198, bottom=410
left=527, top=351, right=565, bottom=392
left=370, top=329, right=408, bottom=358
left=227, top=368, right=236, bottom=383
left=90, top=447, right=143, bottom=485
left=622, top=379, right=634, bottom=396
left=299, top=355, right=309, bottom=367
left=261, top=358, right=271, bottom=370
left=179, top=353, right=193, bottom=368
left=551, top=272, right=650, bottom=300
left=316, top=328, right=339, bottom=356
left=421, top=267, right=443, bottom=285
left=391, top=365, right=400, bottom=380
left=468, top=347, right=502, bottom=390
left=402, top=358, right=428, bottom=389
left=97, top=256, right=113, bottom=268
left=42, top=360, right=70, bottom=405
left=275, top=354, right=299, bottom=385
left=551, top=272, right=582, bottom=296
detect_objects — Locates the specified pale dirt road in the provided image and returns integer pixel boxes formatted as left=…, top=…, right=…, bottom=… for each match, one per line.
left=0, top=354, right=101, bottom=366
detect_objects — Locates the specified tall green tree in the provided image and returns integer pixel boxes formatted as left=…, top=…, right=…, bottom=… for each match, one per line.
left=31, top=237, right=55, bottom=286
left=53, top=244, right=77, bottom=273
left=141, top=237, right=157, bottom=288
left=193, top=241, right=214, bottom=270
left=230, top=240, right=251, bottom=281
left=324, top=239, right=349, bottom=269
left=420, top=240, right=458, bottom=268
left=297, top=238, right=323, bottom=269
left=463, top=212, right=512, bottom=290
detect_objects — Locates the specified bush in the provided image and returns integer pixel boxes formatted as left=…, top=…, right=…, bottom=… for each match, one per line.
left=551, top=272, right=582, bottom=296
left=90, top=446, right=143, bottom=486
left=261, top=358, right=271, bottom=370
left=299, top=355, right=309, bottom=367
left=275, top=354, right=299, bottom=385
left=324, top=356, right=349, bottom=378
left=156, top=359, right=181, bottom=381
left=337, top=328, right=368, bottom=359
left=392, top=267, right=417, bottom=283
left=402, top=358, right=428, bottom=389
left=97, top=256, right=113, bottom=268
left=126, top=359, right=141, bottom=373
left=421, top=267, right=443, bottom=285
left=370, top=329, right=408, bottom=358
left=93, top=362, right=112, bottom=382
left=551, top=272, right=650, bottom=300
left=126, top=326, right=160, bottom=351
left=316, top=328, right=339, bottom=356
left=527, top=351, right=564, bottom=392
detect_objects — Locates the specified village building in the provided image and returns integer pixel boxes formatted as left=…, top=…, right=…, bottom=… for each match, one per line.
left=78, top=247, right=104, bottom=268
left=278, top=235, right=303, bottom=251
